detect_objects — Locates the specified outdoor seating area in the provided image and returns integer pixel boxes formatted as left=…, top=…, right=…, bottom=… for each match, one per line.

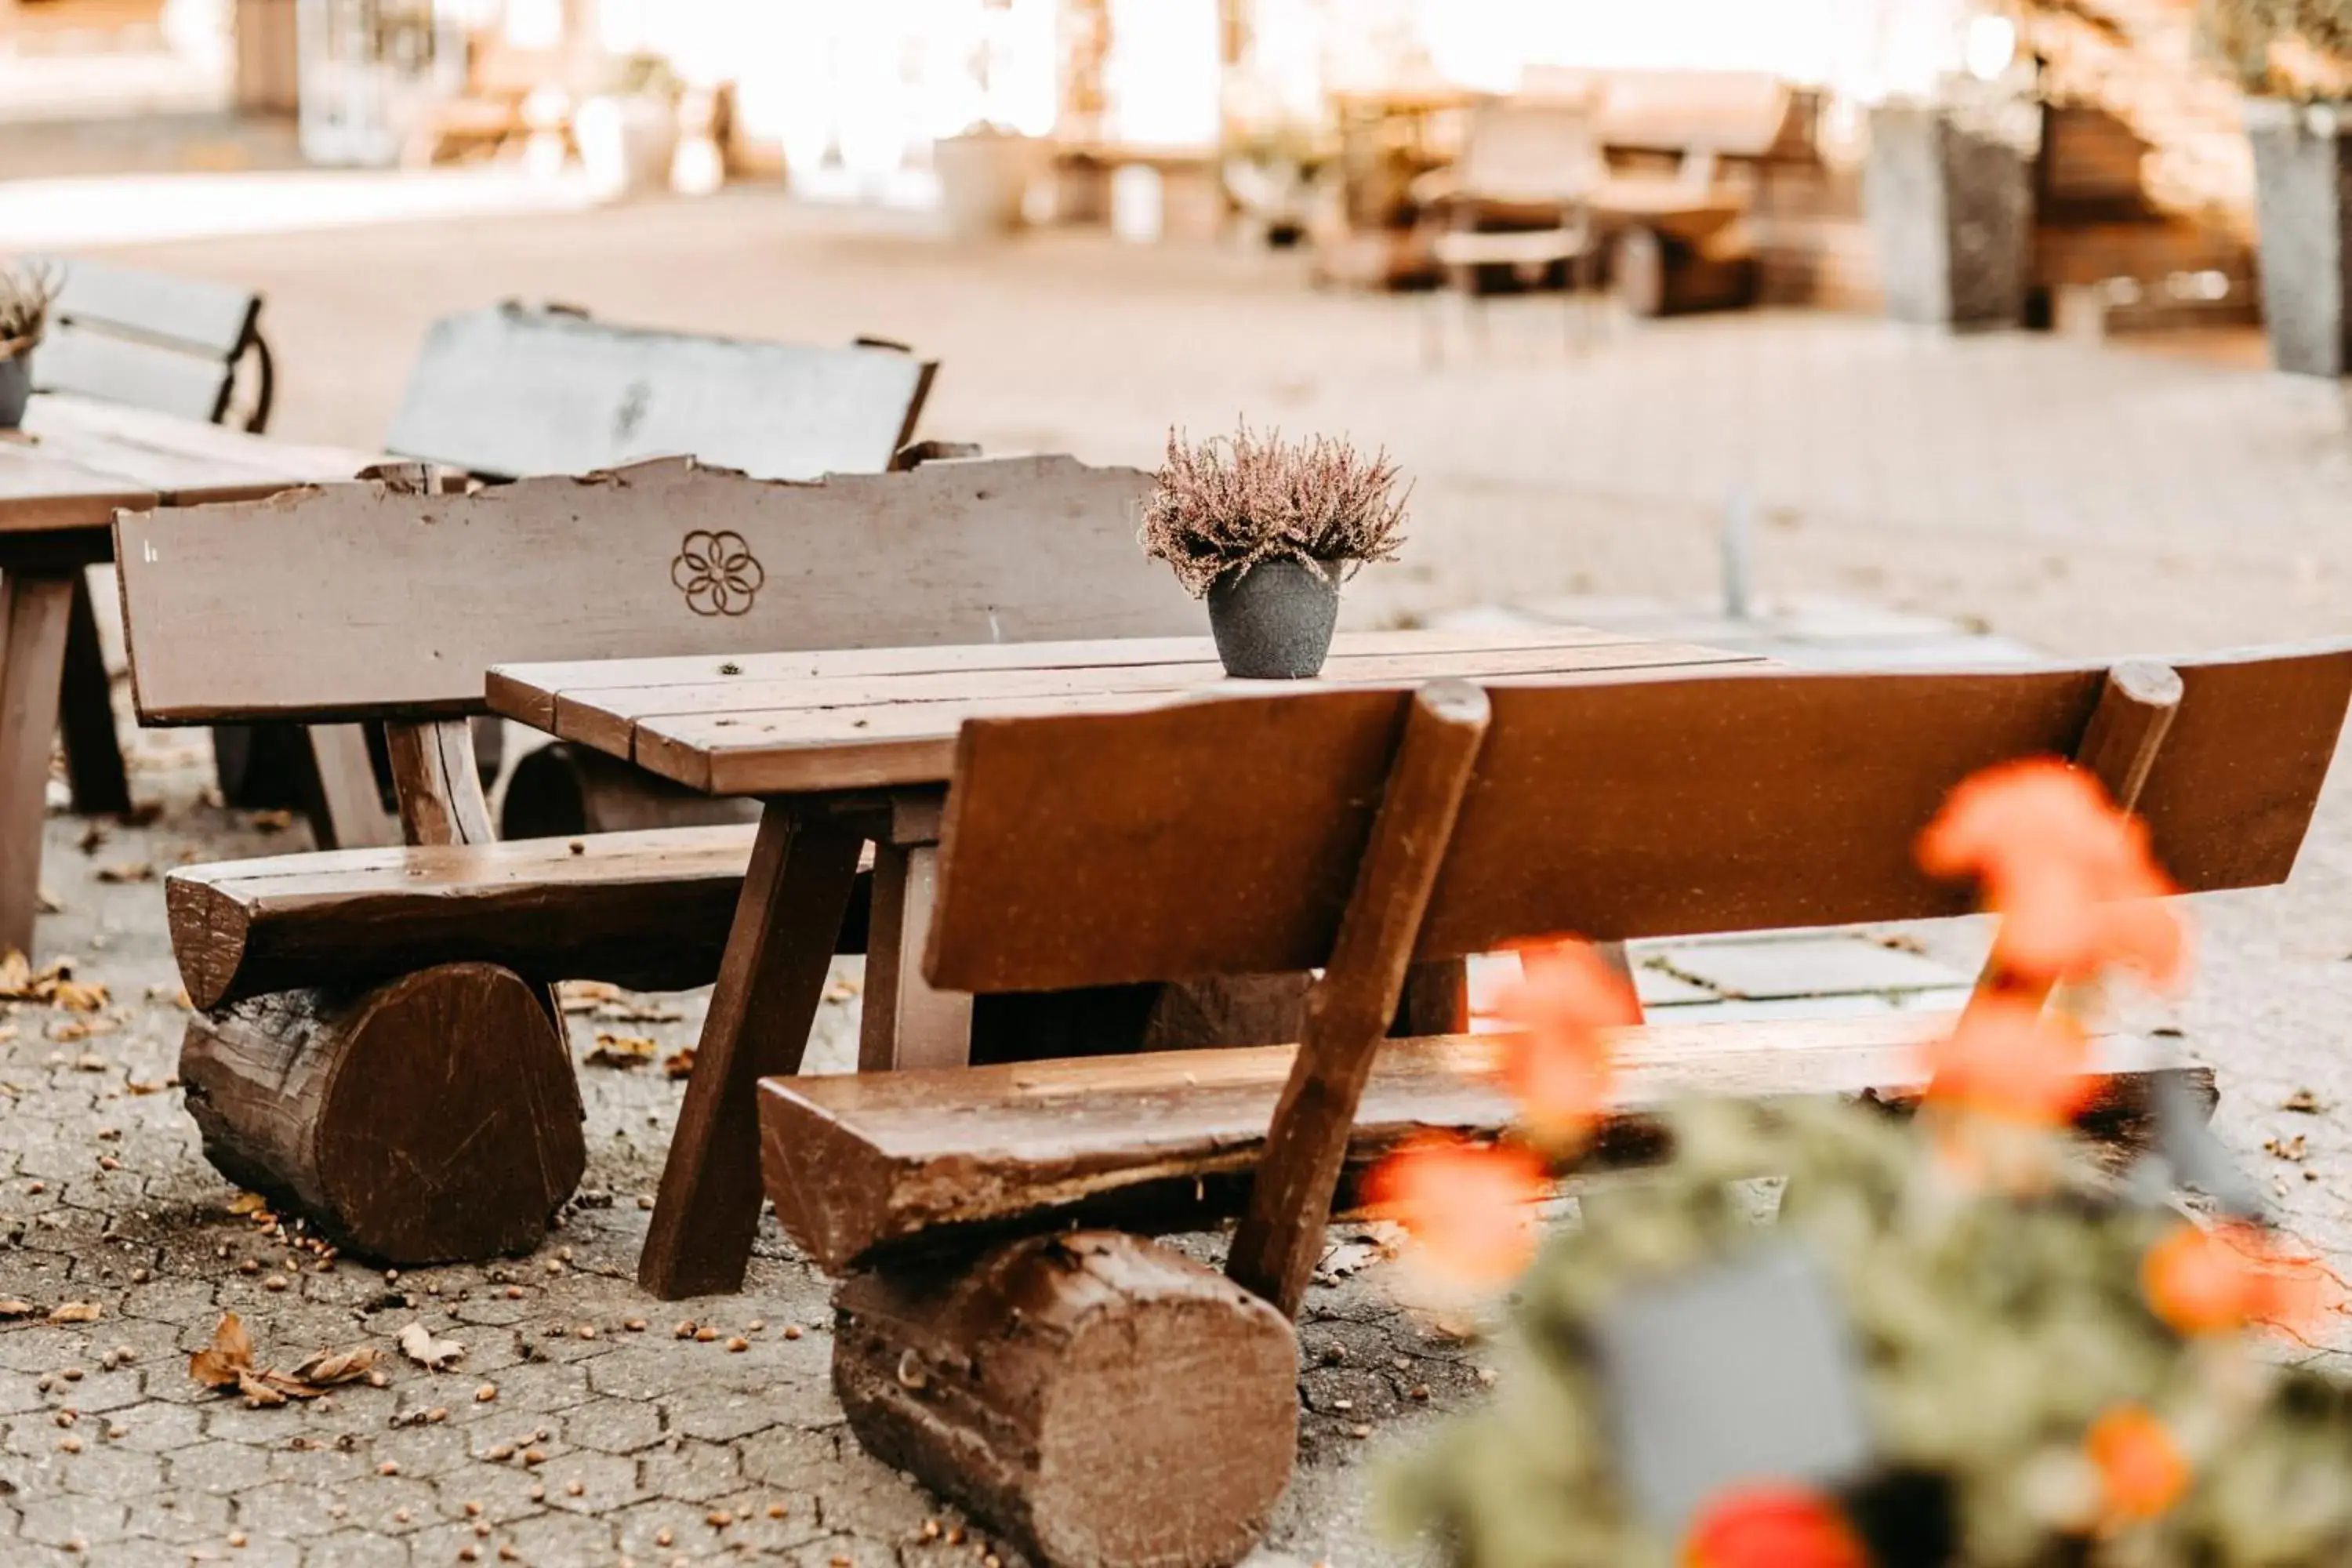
left=17, top=3, right=2352, bottom=1561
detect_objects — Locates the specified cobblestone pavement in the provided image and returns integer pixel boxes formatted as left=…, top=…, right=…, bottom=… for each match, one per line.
left=5, top=183, right=2352, bottom=1565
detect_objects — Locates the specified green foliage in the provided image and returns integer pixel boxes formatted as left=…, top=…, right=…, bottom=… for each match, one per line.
left=2200, top=0, right=2352, bottom=96
left=1385, top=1098, right=2352, bottom=1567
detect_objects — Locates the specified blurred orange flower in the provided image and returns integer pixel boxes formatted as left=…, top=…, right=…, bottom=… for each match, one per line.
left=1682, top=1484, right=1870, bottom=1568
left=1920, top=995, right=2096, bottom=1126
left=2142, top=1221, right=2334, bottom=1340
left=1494, top=938, right=1641, bottom=1142
left=1362, top=1137, right=1548, bottom=1287
left=1918, top=758, right=2187, bottom=989
left=2085, top=1405, right=2190, bottom=1523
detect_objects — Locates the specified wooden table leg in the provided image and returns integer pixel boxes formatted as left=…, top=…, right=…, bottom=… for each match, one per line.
left=57, top=573, right=130, bottom=817
left=858, top=841, right=975, bottom=1072
left=0, top=572, right=75, bottom=957
left=640, top=800, right=865, bottom=1299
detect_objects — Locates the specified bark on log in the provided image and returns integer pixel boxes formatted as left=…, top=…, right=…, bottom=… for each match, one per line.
left=499, top=740, right=760, bottom=840
left=180, top=961, right=584, bottom=1265
left=834, top=1231, right=1297, bottom=1568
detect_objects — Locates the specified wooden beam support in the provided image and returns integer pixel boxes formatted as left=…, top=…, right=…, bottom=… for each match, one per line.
left=57, top=571, right=130, bottom=816
left=384, top=717, right=493, bottom=848
left=1226, top=681, right=1491, bottom=1316
left=858, top=842, right=974, bottom=1072
left=0, top=571, right=75, bottom=956
left=640, top=801, right=866, bottom=1299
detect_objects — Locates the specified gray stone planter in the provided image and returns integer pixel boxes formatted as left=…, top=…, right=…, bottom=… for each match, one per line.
left=2245, top=99, right=2352, bottom=376
left=1863, top=101, right=2035, bottom=328
left=0, top=347, right=28, bottom=430
left=1207, top=557, right=1340, bottom=680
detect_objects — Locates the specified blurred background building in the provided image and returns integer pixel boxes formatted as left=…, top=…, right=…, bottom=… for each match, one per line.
left=0, top=0, right=2263, bottom=329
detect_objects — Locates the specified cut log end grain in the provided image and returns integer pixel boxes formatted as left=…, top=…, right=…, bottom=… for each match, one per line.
left=833, top=1231, right=1296, bottom=1568
left=180, top=962, right=583, bottom=1265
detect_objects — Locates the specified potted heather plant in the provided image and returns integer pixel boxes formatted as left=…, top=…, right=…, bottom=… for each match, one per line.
left=1376, top=761, right=2352, bottom=1567
left=2202, top=0, right=2352, bottom=373
left=1138, top=423, right=1410, bottom=680
left=0, top=260, right=58, bottom=430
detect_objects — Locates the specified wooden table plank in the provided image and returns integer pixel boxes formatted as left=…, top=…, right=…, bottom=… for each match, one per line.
left=485, top=627, right=1646, bottom=734
left=552, top=641, right=1729, bottom=760
left=490, top=631, right=1766, bottom=797
left=0, top=395, right=382, bottom=534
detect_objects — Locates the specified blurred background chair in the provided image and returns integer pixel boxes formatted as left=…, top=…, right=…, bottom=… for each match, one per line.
left=1417, top=96, right=1608, bottom=364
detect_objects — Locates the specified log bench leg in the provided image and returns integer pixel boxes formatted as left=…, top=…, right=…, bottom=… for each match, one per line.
left=180, top=961, right=583, bottom=1264
left=0, top=571, right=74, bottom=957
left=57, top=572, right=130, bottom=817
left=640, top=801, right=865, bottom=1299
left=835, top=1231, right=1297, bottom=1568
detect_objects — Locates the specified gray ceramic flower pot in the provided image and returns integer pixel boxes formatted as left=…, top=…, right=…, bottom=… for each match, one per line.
left=1207, top=557, right=1340, bottom=679
left=0, top=352, right=28, bottom=430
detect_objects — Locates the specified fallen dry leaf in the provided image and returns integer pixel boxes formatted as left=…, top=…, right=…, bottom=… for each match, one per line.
left=557, top=980, right=626, bottom=1014
left=227, top=1192, right=269, bottom=1216
left=94, top=861, right=153, bottom=885
left=397, top=1322, right=465, bottom=1371
left=0, top=1299, right=34, bottom=1319
left=2285, top=1088, right=2326, bottom=1115
left=45, top=1301, right=102, bottom=1324
left=251, top=809, right=295, bottom=833
left=663, top=1048, right=696, bottom=1080
left=290, top=1345, right=378, bottom=1386
left=189, top=1313, right=254, bottom=1389
left=235, top=1370, right=288, bottom=1407
left=586, top=1033, right=656, bottom=1069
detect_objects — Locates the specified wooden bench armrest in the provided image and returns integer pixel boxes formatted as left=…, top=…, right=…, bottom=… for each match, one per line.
left=759, top=1013, right=2201, bottom=1273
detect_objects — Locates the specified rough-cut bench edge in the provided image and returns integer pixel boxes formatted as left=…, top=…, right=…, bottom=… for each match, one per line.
left=759, top=1012, right=2202, bottom=1273
left=165, top=823, right=873, bottom=1008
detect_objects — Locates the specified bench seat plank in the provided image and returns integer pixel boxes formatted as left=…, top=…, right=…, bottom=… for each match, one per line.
left=760, top=1013, right=2201, bottom=1272
left=166, top=823, right=784, bottom=1009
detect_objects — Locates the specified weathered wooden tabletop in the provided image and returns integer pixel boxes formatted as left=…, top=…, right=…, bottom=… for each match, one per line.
left=0, top=394, right=384, bottom=535
left=488, top=628, right=1770, bottom=798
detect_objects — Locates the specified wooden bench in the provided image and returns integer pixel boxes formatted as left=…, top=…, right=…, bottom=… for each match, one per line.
left=212, top=299, right=941, bottom=833
left=754, top=646, right=2352, bottom=1568
left=20, top=260, right=281, bottom=874
left=116, top=454, right=1195, bottom=1261
left=32, top=257, right=276, bottom=433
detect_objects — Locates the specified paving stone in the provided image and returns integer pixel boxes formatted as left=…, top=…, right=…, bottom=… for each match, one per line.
left=303, top=1528, right=412, bottom=1567
left=16, top=1490, right=129, bottom=1547
left=169, top=1438, right=276, bottom=1494
left=634, top=1436, right=745, bottom=1504
left=1652, top=935, right=1968, bottom=1001
left=562, top=1396, right=665, bottom=1455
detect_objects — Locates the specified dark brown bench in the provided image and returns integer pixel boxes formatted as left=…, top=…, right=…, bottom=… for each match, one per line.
left=754, top=645, right=2352, bottom=1568
left=116, top=454, right=1195, bottom=1262
left=211, top=300, right=941, bottom=831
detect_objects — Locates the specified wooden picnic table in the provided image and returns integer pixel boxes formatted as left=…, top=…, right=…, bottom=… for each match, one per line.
left=488, top=625, right=1769, bottom=1297
left=0, top=393, right=384, bottom=953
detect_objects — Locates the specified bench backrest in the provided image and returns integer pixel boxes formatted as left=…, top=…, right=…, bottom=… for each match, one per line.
left=116, top=454, right=1192, bottom=724
left=384, top=302, right=934, bottom=481
left=30, top=257, right=269, bottom=430
left=1521, top=68, right=1800, bottom=161
left=1455, top=99, right=1607, bottom=205
left=924, top=646, right=2352, bottom=994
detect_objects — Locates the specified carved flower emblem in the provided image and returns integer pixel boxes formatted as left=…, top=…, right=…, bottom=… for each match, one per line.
left=671, top=530, right=764, bottom=616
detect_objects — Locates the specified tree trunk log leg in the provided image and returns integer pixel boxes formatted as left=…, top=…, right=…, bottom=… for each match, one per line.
left=835, top=1231, right=1297, bottom=1568
left=499, top=740, right=759, bottom=840
left=57, top=572, right=130, bottom=817
left=180, top=961, right=584, bottom=1265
